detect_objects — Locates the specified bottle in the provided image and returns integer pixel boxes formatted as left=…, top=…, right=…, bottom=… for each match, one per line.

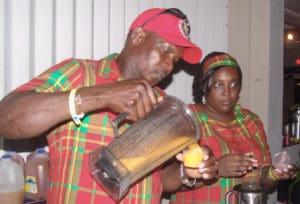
left=282, top=124, right=290, bottom=147
left=290, top=105, right=300, bottom=144
left=6, top=149, right=26, bottom=171
left=24, top=148, right=50, bottom=201
left=0, top=154, right=25, bottom=204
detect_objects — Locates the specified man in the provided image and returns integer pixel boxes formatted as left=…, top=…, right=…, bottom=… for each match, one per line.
left=0, top=8, right=216, bottom=203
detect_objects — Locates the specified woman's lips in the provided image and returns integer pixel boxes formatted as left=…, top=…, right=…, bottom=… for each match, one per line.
left=220, top=100, right=233, bottom=106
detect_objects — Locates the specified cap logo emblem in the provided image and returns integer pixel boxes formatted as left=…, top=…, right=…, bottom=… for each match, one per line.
left=179, top=19, right=190, bottom=40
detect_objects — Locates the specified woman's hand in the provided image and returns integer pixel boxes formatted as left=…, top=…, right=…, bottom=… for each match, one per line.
left=271, top=164, right=297, bottom=180
left=261, top=164, right=297, bottom=188
left=217, top=153, right=258, bottom=178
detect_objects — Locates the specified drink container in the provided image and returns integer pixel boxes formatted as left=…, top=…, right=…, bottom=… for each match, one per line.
left=226, top=182, right=267, bottom=204
left=24, top=148, right=50, bottom=201
left=0, top=154, right=25, bottom=204
left=89, top=95, right=200, bottom=200
left=6, top=149, right=26, bottom=171
left=290, top=105, right=300, bottom=143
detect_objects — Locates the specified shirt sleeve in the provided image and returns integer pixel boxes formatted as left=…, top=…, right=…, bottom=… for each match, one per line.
left=14, top=58, right=83, bottom=93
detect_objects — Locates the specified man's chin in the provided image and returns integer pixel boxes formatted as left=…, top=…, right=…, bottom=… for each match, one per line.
left=147, top=78, right=161, bottom=87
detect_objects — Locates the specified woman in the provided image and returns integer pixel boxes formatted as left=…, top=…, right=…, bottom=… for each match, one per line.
left=169, top=52, right=297, bottom=203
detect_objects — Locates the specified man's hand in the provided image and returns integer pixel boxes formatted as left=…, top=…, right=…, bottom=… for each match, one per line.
left=176, top=145, right=218, bottom=180
left=94, top=79, right=162, bottom=121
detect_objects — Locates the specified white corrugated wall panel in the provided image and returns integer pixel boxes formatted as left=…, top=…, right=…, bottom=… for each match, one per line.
left=75, top=0, right=93, bottom=58
left=140, top=0, right=156, bottom=11
left=93, top=0, right=109, bottom=58
left=55, top=0, right=75, bottom=62
left=9, top=0, right=31, bottom=91
left=0, top=0, right=228, bottom=102
left=124, top=0, right=139, bottom=39
left=0, top=0, right=4, bottom=98
left=109, top=0, right=125, bottom=53
left=215, top=0, right=228, bottom=51
left=33, top=0, right=54, bottom=76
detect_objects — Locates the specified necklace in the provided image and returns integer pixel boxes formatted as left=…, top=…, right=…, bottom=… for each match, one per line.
left=198, top=102, right=251, bottom=137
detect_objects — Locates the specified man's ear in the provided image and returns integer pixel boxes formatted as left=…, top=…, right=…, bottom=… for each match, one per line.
left=130, top=27, right=146, bottom=45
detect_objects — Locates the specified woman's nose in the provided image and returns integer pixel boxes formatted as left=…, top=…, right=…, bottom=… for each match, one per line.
left=223, top=86, right=231, bottom=95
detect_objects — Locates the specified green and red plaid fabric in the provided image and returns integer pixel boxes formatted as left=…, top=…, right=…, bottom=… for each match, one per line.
left=202, top=54, right=239, bottom=73
left=170, top=104, right=271, bottom=204
left=15, top=53, right=164, bottom=204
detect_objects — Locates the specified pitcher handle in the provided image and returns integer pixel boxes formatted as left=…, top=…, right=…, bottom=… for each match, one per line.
left=112, top=113, right=128, bottom=139
left=225, top=190, right=237, bottom=204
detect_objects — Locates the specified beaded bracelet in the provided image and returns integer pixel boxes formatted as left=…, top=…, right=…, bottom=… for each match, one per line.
left=268, top=166, right=279, bottom=182
left=179, top=163, right=196, bottom=188
left=69, top=89, right=84, bottom=126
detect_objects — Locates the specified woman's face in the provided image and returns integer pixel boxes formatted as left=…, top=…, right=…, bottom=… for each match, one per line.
left=206, top=66, right=241, bottom=114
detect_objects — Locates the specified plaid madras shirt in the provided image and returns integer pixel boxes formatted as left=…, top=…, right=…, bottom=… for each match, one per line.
left=15, top=53, right=164, bottom=204
left=170, top=104, right=272, bottom=204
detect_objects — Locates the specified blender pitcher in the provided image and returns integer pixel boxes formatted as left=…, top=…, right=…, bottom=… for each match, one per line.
left=88, top=95, right=200, bottom=200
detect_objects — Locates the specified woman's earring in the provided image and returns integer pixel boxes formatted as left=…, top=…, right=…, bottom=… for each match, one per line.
left=202, top=95, right=207, bottom=104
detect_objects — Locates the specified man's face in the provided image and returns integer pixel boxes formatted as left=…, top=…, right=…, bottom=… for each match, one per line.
left=130, top=31, right=184, bottom=86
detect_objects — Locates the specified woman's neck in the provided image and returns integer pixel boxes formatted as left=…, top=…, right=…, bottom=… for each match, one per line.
left=197, top=103, right=235, bottom=123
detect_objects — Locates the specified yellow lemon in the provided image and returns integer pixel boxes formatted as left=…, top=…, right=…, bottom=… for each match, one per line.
left=183, top=143, right=203, bottom=168
left=187, top=143, right=201, bottom=151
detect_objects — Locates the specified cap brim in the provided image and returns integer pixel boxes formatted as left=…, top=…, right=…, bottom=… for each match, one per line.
left=158, top=32, right=202, bottom=64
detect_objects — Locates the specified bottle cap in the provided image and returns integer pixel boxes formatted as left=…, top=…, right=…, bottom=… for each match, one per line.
left=36, top=148, right=46, bottom=154
left=1, top=154, right=12, bottom=159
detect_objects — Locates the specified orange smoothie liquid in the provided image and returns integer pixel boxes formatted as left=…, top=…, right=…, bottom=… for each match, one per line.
left=0, top=189, right=24, bottom=204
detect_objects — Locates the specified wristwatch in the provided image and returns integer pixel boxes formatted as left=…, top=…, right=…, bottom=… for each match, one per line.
left=179, top=163, right=196, bottom=188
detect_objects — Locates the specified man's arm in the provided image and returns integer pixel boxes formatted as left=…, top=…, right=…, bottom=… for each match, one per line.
left=0, top=79, right=159, bottom=139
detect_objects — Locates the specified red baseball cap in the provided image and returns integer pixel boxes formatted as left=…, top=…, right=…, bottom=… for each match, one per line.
left=129, top=8, right=202, bottom=64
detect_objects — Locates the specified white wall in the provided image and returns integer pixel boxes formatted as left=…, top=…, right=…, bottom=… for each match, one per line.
left=0, top=0, right=228, bottom=103
left=228, top=0, right=284, bottom=152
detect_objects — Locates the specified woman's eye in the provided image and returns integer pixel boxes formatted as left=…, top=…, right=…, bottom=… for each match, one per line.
left=230, top=81, right=240, bottom=88
left=213, top=82, right=222, bottom=88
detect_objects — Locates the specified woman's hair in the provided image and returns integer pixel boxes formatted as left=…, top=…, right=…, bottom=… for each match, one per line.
left=192, top=51, right=243, bottom=103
